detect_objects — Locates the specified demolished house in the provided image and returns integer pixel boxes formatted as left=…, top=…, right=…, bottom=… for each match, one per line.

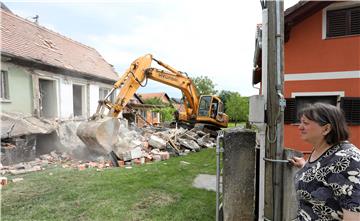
left=0, top=6, right=119, bottom=164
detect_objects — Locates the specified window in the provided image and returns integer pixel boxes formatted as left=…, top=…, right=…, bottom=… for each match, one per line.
left=99, top=87, right=114, bottom=102
left=73, top=84, right=85, bottom=117
left=198, top=96, right=212, bottom=116
left=151, top=111, right=158, bottom=119
left=140, top=110, right=146, bottom=119
left=39, top=78, right=58, bottom=118
left=340, top=97, right=360, bottom=125
left=284, top=96, right=338, bottom=123
left=1, top=70, right=9, bottom=100
left=327, top=6, right=360, bottom=38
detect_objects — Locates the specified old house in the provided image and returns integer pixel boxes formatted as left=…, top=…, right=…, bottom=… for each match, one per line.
left=138, top=92, right=172, bottom=125
left=122, top=94, right=153, bottom=127
left=253, top=1, right=360, bottom=154
left=0, top=6, right=118, bottom=164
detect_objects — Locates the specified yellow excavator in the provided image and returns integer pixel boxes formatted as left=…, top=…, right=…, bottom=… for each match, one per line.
left=77, top=54, right=228, bottom=154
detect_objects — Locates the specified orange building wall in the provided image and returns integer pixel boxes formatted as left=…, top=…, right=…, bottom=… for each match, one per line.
left=284, top=79, right=360, bottom=98
left=285, top=10, right=360, bottom=74
left=284, top=8, right=360, bottom=153
left=285, top=125, right=360, bottom=155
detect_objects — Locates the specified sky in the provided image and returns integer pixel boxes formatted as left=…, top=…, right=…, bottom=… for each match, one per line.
left=4, top=0, right=299, bottom=98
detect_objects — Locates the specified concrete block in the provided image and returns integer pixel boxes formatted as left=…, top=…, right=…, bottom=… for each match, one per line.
left=178, top=138, right=201, bottom=152
left=159, top=151, right=170, bottom=160
left=118, top=146, right=142, bottom=161
left=152, top=154, right=162, bottom=162
left=148, top=135, right=167, bottom=149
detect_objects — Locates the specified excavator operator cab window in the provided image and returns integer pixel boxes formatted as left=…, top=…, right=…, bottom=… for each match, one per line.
left=210, top=99, right=219, bottom=119
left=218, top=102, right=224, bottom=114
left=198, top=96, right=212, bottom=117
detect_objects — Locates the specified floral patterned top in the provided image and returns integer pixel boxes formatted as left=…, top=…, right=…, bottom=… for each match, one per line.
left=294, top=142, right=360, bottom=221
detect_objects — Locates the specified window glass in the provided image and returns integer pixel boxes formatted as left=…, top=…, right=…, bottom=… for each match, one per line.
left=198, top=96, right=211, bottom=116
left=141, top=110, right=146, bottom=119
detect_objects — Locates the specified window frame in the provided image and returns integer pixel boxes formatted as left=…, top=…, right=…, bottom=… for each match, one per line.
left=99, top=87, right=114, bottom=103
left=285, top=91, right=344, bottom=125
left=322, top=2, right=360, bottom=39
left=72, top=82, right=87, bottom=118
left=1, top=70, right=10, bottom=101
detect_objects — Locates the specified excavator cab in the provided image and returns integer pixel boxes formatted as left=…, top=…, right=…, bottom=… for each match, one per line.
left=197, top=95, right=228, bottom=128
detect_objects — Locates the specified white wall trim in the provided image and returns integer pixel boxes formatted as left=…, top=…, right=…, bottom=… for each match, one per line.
left=285, top=70, right=360, bottom=81
left=291, top=91, right=345, bottom=98
left=322, top=2, right=360, bottom=39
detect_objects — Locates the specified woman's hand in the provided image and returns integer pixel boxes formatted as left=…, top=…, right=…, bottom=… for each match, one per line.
left=343, top=209, right=360, bottom=221
left=288, top=156, right=306, bottom=168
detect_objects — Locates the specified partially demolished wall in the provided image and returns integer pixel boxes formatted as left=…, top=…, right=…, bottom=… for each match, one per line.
left=1, top=112, right=216, bottom=168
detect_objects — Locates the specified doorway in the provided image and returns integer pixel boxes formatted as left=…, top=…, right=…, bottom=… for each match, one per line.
left=39, top=79, right=58, bottom=118
left=73, top=84, right=85, bottom=117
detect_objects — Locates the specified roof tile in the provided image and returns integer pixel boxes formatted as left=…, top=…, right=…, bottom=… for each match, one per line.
left=0, top=9, right=119, bottom=81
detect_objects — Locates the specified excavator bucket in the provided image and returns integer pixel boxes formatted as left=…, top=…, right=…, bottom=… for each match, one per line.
left=76, top=117, right=120, bottom=155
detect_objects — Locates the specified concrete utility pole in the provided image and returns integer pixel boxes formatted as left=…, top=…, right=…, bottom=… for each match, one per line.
left=263, top=0, right=285, bottom=220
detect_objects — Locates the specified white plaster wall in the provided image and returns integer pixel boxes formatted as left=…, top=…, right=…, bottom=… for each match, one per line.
left=89, top=84, right=99, bottom=115
left=59, top=78, right=73, bottom=119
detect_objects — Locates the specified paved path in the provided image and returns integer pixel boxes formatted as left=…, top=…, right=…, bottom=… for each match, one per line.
left=192, top=174, right=222, bottom=192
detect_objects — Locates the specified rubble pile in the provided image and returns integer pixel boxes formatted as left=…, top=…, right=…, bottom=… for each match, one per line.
left=112, top=126, right=215, bottom=164
left=0, top=125, right=216, bottom=186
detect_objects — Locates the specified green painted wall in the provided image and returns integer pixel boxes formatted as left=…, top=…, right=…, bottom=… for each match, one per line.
left=1, top=64, right=33, bottom=114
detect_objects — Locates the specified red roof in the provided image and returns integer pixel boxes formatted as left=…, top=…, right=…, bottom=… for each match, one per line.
left=138, top=92, right=171, bottom=104
left=0, top=9, right=118, bottom=81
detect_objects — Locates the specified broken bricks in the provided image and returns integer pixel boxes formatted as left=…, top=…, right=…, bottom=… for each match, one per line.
left=0, top=177, right=8, bottom=186
left=1, top=124, right=216, bottom=174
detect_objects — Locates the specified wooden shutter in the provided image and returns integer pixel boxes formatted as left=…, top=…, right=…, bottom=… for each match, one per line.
left=350, top=7, right=360, bottom=35
left=284, top=98, right=296, bottom=124
left=327, top=9, right=347, bottom=37
left=340, top=97, right=360, bottom=125
left=327, top=6, right=360, bottom=38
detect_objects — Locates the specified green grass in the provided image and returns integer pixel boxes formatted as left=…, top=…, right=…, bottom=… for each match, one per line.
left=227, top=122, right=245, bottom=128
left=1, top=149, right=217, bottom=221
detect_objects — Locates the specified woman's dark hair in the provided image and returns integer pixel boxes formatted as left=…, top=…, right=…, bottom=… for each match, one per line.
left=298, top=102, right=349, bottom=145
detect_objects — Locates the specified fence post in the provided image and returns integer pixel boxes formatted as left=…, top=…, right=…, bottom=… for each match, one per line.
left=223, top=127, right=256, bottom=221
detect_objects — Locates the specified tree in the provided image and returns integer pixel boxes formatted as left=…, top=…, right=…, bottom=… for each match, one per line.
left=218, top=90, right=238, bottom=112
left=191, top=76, right=217, bottom=95
left=225, top=93, right=249, bottom=126
left=143, top=97, right=163, bottom=105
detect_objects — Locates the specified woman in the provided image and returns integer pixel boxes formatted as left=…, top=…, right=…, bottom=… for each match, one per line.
left=289, top=102, right=360, bottom=221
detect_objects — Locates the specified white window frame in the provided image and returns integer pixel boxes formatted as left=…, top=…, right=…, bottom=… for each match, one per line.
left=1, top=70, right=10, bottom=102
left=290, top=91, right=344, bottom=125
left=72, top=82, right=87, bottom=118
left=322, top=1, right=360, bottom=39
